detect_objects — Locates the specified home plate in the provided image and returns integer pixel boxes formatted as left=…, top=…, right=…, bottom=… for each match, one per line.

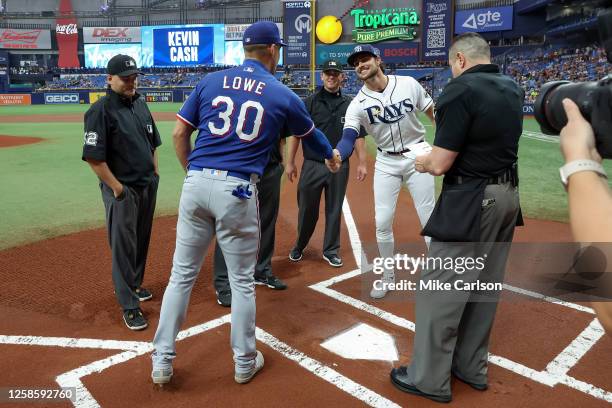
left=321, top=323, right=399, bottom=361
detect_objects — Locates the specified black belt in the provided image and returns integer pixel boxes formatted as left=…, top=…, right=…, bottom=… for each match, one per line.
left=377, top=139, right=424, bottom=156
left=444, top=169, right=513, bottom=185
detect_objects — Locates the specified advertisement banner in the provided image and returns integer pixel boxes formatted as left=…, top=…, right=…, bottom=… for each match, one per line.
left=316, top=42, right=419, bottom=65
left=421, top=0, right=452, bottom=62
left=152, top=26, right=214, bottom=66
left=84, top=27, right=141, bottom=44
left=455, top=6, right=514, bottom=34
left=84, top=43, right=143, bottom=69
left=0, top=94, right=31, bottom=105
left=182, top=90, right=192, bottom=101
left=0, top=29, right=52, bottom=50
left=225, top=23, right=283, bottom=41
left=55, top=0, right=79, bottom=68
left=523, top=104, right=534, bottom=115
left=144, top=91, right=173, bottom=102
left=283, top=1, right=312, bottom=65
left=89, top=92, right=106, bottom=104
left=44, top=93, right=81, bottom=104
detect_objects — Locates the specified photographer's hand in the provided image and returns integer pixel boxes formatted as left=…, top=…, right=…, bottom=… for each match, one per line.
left=560, top=98, right=602, bottom=163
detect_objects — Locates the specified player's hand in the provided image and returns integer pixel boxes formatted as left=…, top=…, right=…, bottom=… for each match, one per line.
left=113, top=184, right=125, bottom=199
left=415, top=155, right=427, bottom=173
left=357, top=163, right=367, bottom=181
left=285, top=161, right=298, bottom=183
left=560, top=98, right=601, bottom=163
left=333, top=149, right=342, bottom=164
left=325, top=158, right=340, bottom=173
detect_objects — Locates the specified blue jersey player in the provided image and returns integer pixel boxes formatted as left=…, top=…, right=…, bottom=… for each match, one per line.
left=151, top=21, right=336, bottom=386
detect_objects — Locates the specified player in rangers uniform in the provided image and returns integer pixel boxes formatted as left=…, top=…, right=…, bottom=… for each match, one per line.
left=334, top=45, right=436, bottom=299
left=150, top=21, right=337, bottom=385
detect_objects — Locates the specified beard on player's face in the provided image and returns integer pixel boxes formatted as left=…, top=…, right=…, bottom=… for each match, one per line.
left=355, top=57, right=380, bottom=81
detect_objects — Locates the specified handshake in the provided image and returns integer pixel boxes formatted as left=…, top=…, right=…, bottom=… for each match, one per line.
left=325, top=149, right=342, bottom=173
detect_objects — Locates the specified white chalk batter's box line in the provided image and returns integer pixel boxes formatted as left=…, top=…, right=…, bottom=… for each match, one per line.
left=0, top=316, right=403, bottom=408
left=309, top=198, right=611, bottom=403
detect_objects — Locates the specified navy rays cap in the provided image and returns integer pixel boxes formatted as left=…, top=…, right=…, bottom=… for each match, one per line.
left=107, top=54, right=142, bottom=76
left=322, top=59, right=343, bottom=73
left=243, top=21, right=287, bottom=46
left=347, top=44, right=380, bottom=67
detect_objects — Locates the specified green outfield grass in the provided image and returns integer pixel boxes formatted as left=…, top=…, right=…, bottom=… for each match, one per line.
left=0, top=103, right=610, bottom=250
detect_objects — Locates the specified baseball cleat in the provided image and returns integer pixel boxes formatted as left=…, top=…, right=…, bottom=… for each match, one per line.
left=151, top=367, right=173, bottom=385
left=289, top=247, right=303, bottom=262
left=216, top=289, right=232, bottom=307
left=254, top=275, right=287, bottom=290
left=123, top=308, right=148, bottom=330
left=370, top=275, right=395, bottom=299
left=323, top=254, right=343, bottom=267
left=135, top=287, right=153, bottom=301
left=235, top=350, right=264, bottom=384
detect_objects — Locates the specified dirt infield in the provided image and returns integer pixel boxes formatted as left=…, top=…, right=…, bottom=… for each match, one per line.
left=0, top=152, right=610, bottom=407
left=0, top=135, right=44, bottom=148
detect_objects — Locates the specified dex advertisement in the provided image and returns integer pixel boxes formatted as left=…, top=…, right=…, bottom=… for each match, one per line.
left=421, top=0, right=452, bottom=62
left=283, top=1, right=312, bottom=65
left=454, top=6, right=514, bottom=34
left=84, top=27, right=141, bottom=44
left=141, top=24, right=225, bottom=67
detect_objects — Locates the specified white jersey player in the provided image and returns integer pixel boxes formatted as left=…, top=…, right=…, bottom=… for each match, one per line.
left=334, top=44, right=436, bottom=299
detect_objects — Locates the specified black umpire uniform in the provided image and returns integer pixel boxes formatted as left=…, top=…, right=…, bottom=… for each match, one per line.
left=291, top=60, right=365, bottom=265
left=213, top=131, right=288, bottom=306
left=392, top=61, right=524, bottom=401
left=82, top=55, right=161, bottom=330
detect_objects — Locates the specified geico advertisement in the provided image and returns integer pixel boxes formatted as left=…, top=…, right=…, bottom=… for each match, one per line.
left=44, top=93, right=80, bottom=104
left=153, top=27, right=214, bottom=66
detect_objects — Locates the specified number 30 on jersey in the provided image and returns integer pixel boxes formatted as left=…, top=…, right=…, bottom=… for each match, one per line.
left=208, top=96, right=264, bottom=142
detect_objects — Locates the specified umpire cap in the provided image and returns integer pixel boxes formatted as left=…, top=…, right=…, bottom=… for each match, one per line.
left=322, top=59, right=343, bottom=73
left=107, top=54, right=143, bottom=76
left=347, top=44, right=380, bottom=67
left=243, top=21, right=287, bottom=46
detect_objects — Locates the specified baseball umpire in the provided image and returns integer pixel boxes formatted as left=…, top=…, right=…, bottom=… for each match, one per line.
left=213, top=128, right=289, bottom=308
left=286, top=59, right=367, bottom=268
left=151, top=21, right=337, bottom=385
left=389, top=33, right=524, bottom=402
left=82, top=54, right=161, bottom=330
left=334, top=45, right=436, bottom=298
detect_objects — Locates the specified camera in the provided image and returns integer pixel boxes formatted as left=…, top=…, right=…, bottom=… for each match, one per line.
left=534, top=10, right=612, bottom=159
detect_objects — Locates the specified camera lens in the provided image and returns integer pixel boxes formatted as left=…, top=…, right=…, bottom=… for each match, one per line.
left=534, top=81, right=598, bottom=134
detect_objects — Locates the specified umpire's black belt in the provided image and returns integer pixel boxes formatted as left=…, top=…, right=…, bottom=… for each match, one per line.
left=444, top=169, right=513, bottom=186
left=377, top=139, right=424, bottom=156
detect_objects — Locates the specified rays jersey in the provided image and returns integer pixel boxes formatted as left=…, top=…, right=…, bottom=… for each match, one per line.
left=344, top=75, right=433, bottom=152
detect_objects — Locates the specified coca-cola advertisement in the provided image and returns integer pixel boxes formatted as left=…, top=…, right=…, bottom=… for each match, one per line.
left=55, top=0, right=79, bottom=68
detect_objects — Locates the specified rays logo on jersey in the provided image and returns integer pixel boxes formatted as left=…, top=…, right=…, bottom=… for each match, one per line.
left=363, top=98, right=415, bottom=124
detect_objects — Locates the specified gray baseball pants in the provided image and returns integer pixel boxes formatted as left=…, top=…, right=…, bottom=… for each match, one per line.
left=152, top=169, right=259, bottom=375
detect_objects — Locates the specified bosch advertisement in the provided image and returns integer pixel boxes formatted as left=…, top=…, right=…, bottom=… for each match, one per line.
left=44, top=93, right=80, bottom=104
left=152, top=26, right=214, bottom=66
left=455, top=6, right=514, bottom=34
left=316, top=43, right=418, bottom=65
left=141, top=24, right=225, bottom=67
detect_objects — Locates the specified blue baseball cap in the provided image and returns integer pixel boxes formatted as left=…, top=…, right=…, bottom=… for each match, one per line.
left=243, top=21, right=286, bottom=46
left=347, top=44, right=380, bottom=67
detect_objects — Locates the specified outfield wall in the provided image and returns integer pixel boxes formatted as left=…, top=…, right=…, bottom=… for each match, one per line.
left=0, top=88, right=193, bottom=105
left=0, top=89, right=536, bottom=115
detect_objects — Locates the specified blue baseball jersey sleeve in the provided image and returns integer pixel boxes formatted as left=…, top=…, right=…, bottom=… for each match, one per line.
left=177, top=59, right=315, bottom=176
